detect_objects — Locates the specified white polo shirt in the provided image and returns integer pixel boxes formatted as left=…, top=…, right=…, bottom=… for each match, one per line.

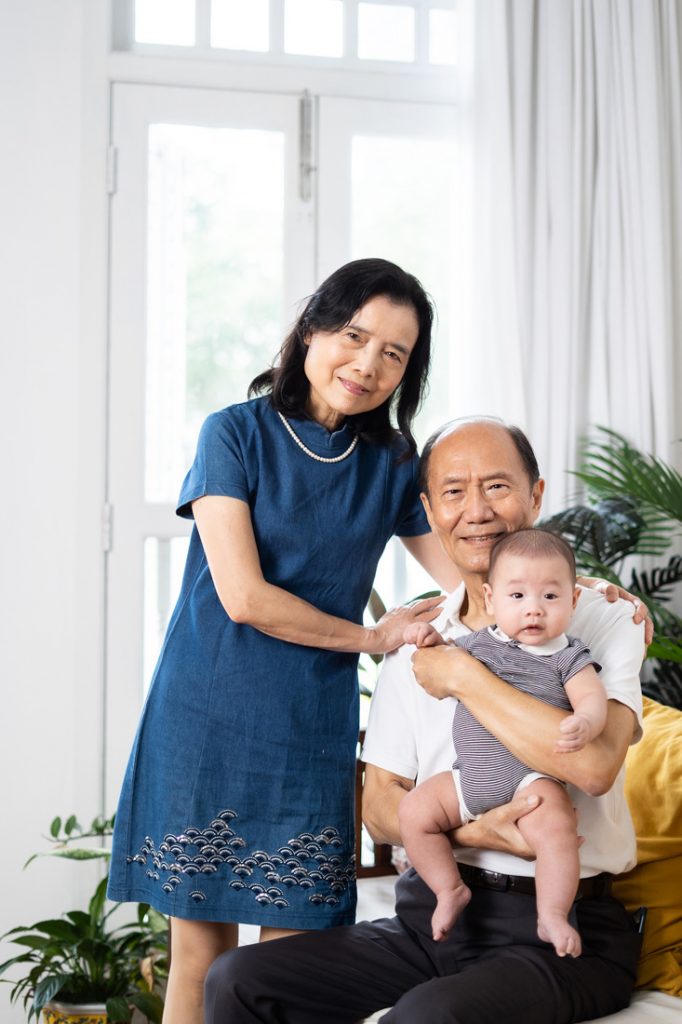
left=362, top=585, right=645, bottom=878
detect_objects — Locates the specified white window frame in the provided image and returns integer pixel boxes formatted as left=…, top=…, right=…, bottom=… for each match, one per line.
left=112, top=0, right=462, bottom=77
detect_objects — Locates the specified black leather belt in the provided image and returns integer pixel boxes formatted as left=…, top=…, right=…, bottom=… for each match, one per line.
left=458, top=863, right=612, bottom=901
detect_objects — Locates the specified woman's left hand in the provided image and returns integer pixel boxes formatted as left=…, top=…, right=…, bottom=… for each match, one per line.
left=578, top=577, right=653, bottom=646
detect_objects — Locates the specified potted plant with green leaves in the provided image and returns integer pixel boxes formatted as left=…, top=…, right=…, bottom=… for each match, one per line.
left=540, top=426, right=682, bottom=708
left=0, top=815, right=167, bottom=1024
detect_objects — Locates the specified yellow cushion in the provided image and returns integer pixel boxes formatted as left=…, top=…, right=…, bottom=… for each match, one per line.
left=612, top=697, right=682, bottom=998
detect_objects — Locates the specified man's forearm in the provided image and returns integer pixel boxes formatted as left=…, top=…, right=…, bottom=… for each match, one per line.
left=452, top=666, right=633, bottom=794
left=413, top=647, right=634, bottom=794
left=362, top=766, right=414, bottom=846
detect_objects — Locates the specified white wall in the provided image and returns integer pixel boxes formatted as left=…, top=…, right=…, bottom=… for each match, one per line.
left=0, top=3, right=109, bottom=1020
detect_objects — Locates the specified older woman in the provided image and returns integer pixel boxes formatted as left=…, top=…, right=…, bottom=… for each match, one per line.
left=107, top=259, right=459, bottom=1024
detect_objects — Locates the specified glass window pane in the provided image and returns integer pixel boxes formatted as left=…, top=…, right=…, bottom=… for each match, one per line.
left=144, top=536, right=190, bottom=685
left=351, top=132, right=459, bottom=601
left=429, top=8, right=457, bottom=66
left=284, top=0, right=343, bottom=58
left=146, top=124, right=285, bottom=503
left=135, top=0, right=196, bottom=46
left=211, top=0, right=269, bottom=51
left=357, top=3, right=415, bottom=62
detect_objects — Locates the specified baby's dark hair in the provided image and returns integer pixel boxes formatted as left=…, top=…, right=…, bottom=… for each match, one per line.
left=488, top=529, right=577, bottom=584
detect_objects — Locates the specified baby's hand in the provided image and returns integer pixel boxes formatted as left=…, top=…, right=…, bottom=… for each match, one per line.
left=555, top=712, right=592, bottom=752
left=403, top=622, right=445, bottom=648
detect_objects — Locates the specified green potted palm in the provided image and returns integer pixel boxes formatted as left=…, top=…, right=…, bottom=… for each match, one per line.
left=0, top=816, right=167, bottom=1024
left=540, top=427, right=682, bottom=708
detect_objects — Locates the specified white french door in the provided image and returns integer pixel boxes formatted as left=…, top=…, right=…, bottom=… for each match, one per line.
left=106, top=84, right=315, bottom=807
left=317, top=95, right=462, bottom=606
left=106, top=83, right=460, bottom=805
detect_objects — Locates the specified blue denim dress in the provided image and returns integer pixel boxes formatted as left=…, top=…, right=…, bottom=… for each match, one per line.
left=107, top=397, right=428, bottom=928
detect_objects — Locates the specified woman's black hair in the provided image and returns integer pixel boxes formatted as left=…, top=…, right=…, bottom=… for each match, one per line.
left=249, top=258, right=433, bottom=457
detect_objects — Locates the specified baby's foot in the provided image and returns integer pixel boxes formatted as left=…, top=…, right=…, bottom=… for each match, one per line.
left=538, top=912, right=582, bottom=958
left=431, top=883, right=471, bottom=942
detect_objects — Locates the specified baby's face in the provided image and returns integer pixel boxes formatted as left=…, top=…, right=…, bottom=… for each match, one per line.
left=483, top=553, right=578, bottom=645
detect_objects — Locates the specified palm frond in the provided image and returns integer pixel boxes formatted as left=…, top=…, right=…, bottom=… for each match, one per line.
left=647, top=636, right=682, bottom=664
left=645, top=658, right=682, bottom=708
left=574, top=428, right=682, bottom=533
left=539, top=498, right=645, bottom=571
left=629, top=554, right=682, bottom=605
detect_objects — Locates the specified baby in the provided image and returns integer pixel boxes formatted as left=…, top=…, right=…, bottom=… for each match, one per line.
left=399, top=528, right=607, bottom=958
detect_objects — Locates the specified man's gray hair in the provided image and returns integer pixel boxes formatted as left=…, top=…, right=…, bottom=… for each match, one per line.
left=418, top=416, right=540, bottom=495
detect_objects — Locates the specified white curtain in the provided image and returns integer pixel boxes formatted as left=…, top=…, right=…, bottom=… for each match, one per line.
left=457, top=0, right=682, bottom=512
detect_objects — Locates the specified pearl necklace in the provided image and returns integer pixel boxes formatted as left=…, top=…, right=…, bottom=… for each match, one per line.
left=277, top=412, right=358, bottom=464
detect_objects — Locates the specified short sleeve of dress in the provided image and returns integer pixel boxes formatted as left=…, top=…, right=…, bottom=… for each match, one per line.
left=558, top=637, right=602, bottom=685
left=394, top=451, right=430, bottom=538
left=176, top=409, right=250, bottom=520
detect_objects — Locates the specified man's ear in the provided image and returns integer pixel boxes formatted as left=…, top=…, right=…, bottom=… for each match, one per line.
left=483, top=583, right=494, bottom=615
left=529, top=478, right=546, bottom=522
left=420, top=492, right=434, bottom=530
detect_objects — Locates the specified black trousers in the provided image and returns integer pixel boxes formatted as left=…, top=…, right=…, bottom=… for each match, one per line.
left=204, top=870, right=642, bottom=1024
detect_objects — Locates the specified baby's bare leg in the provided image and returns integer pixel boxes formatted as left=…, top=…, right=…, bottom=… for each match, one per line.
left=398, top=772, right=471, bottom=941
left=516, top=777, right=582, bottom=957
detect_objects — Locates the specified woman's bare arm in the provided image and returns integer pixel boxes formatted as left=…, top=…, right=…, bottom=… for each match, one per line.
left=193, top=495, right=442, bottom=656
left=400, top=532, right=462, bottom=593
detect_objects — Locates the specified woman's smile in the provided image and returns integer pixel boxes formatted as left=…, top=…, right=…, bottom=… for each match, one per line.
left=338, top=376, right=372, bottom=396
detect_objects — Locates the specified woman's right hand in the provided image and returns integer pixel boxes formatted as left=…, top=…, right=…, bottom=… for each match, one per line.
left=369, top=595, right=444, bottom=655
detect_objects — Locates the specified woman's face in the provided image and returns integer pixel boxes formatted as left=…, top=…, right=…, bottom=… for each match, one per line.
left=303, top=295, right=419, bottom=430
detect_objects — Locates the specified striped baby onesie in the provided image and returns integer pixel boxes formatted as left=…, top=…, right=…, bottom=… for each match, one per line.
left=452, top=628, right=600, bottom=816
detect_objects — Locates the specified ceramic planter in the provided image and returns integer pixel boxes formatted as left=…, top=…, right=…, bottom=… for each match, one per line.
left=42, top=1001, right=107, bottom=1024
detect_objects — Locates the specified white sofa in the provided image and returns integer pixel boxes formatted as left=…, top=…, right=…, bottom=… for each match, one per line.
left=362, top=989, right=681, bottom=1023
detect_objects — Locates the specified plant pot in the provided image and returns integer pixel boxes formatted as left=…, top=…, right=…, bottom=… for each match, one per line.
left=42, top=1001, right=107, bottom=1024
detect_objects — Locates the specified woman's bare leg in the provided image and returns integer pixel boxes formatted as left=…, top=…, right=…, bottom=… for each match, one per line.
left=516, top=778, right=582, bottom=957
left=398, top=771, right=471, bottom=941
left=163, top=917, right=238, bottom=1024
left=259, top=926, right=305, bottom=941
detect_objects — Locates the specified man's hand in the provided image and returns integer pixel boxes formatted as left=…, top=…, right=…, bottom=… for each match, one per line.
left=411, top=645, right=479, bottom=700
left=452, top=793, right=542, bottom=859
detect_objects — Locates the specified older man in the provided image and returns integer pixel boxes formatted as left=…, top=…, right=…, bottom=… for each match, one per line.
left=205, top=419, right=645, bottom=1024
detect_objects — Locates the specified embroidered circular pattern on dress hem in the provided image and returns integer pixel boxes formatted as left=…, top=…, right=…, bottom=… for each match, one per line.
left=126, top=809, right=356, bottom=909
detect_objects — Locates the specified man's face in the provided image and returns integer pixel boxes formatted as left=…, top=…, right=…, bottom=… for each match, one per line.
left=421, top=423, right=545, bottom=579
